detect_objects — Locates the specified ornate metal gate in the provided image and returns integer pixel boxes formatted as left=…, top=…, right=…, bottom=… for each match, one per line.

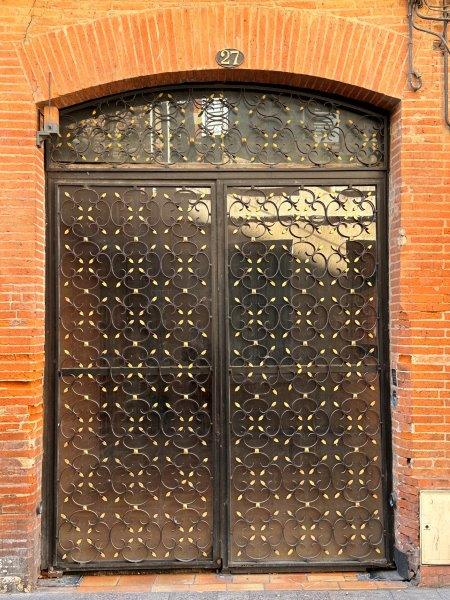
left=45, top=85, right=391, bottom=571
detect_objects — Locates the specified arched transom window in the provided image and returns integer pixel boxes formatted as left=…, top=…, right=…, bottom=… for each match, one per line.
left=49, top=86, right=386, bottom=169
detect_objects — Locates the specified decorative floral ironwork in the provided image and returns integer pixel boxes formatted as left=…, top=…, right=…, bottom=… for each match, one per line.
left=50, top=85, right=389, bottom=571
left=54, top=181, right=387, bottom=568
left=49, top=87, right=386, bottom=168
left=227, top=184, right=385, bottom=563
left=56, top=184, right=214, bottom=565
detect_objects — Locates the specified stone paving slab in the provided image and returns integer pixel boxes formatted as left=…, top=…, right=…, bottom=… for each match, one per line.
left=1, top=589, right=450, bottom=600
left=41, top=572, right=408, bottom=594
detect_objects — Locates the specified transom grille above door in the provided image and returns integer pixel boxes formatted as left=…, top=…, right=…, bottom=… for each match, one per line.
left=45, top=84, right=391, bottom=572
left=47, top=86, right=387, bottom=170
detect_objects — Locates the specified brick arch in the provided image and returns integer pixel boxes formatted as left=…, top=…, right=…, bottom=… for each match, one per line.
left=7, top=4, right=409, bottom=592
left=15, top=5, right=407, bottom=110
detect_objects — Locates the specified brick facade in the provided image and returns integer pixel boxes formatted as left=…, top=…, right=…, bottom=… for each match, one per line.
left=0, top=0, right=449, bottom=591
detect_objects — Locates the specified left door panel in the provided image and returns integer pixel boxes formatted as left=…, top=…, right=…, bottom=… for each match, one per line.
left=53, top=182, right=216, bottom=569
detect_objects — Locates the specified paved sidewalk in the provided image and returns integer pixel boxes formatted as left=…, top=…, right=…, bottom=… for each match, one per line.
left=1, top=588, right=450, bottom=599
left=28, top=572, right=411, bottom=594
left=2, top=573, right=449, bottom=599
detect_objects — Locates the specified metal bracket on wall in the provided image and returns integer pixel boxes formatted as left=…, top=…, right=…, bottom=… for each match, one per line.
left=408, top=0, right=450, bottom=128
left=36, top=73, right=60, bottom=147
left=36, top=105, right=60, bottom=148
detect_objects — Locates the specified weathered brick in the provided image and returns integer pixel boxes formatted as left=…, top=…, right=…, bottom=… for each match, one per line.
left=0, top=0, right=449, bottom=592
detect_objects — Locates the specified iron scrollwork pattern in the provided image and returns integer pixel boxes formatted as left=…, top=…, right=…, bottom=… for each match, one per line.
left=48, top=87, right=386, bottom=169
left=56, top=183, right=214, bottom=565
left=227, top=184, right=385, bottom=563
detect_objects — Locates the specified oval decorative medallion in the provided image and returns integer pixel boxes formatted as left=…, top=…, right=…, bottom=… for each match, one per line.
left=215, top=48, right=244, bottom=68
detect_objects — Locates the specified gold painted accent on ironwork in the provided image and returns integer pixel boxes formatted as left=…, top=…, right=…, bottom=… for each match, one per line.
left=56, top=184, right=214, bottom=565
left=227, top=183, right=383, bottom=563
left=49, top=87, right=385, bottom=168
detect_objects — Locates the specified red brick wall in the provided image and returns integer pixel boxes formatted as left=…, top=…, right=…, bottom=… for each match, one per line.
left=0, top=0, right=449, bottom=591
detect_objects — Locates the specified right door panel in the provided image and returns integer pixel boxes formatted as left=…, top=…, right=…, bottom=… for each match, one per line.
left=226, top=183, right=387, bottom=566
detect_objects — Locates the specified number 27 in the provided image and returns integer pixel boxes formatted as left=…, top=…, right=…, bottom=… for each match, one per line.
left=219, top=49, right=241, bottom=66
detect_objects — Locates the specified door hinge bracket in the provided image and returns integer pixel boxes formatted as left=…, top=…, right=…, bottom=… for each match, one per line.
left=42, top=566, right=64, bottom=579
left=388, top=492, right=397, bottom=509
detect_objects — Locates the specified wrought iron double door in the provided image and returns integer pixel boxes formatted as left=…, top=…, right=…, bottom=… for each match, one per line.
left=49, top=172, right=389, bottom=571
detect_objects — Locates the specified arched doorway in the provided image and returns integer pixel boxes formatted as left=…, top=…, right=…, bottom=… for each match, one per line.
left=45, top=84, right=391, bottom=572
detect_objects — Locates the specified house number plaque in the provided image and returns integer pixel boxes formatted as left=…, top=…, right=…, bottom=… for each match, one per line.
left=216, top=49, right=244, bottom=68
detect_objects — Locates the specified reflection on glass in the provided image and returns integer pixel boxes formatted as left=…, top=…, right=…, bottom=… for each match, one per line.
left=57, top=185, right=214, bottom=565
left=50, top=88, right=385, bottom=168
left=227, top=185, right=384, bottom=564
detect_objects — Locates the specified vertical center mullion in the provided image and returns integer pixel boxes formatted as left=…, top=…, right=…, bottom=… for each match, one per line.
left=213, top=177, right=230, bottom=570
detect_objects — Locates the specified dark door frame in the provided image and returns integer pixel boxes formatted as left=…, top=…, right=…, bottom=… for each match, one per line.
left=42, top=167, right=392, bottom=574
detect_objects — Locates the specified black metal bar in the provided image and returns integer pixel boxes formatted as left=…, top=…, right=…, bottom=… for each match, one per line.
left=59, top=366, right=213, bottom=374
left=216, top=177, right=230, bottom=570
left=45, top=170, right=386, bottom=183
left=210, top=179, right=222, bottom=569
left=226, top=559, right=390, bottom=573
left=41, top=173, right=57, bottom=570
left=47, top=164, right=389, bottom=174
left=375, top=177, right=394, bottom=565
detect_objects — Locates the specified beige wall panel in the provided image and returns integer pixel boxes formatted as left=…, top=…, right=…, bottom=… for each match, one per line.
left=420, top=490, right=450, bottom=565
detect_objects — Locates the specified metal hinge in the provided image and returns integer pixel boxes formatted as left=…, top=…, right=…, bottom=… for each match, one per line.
left=388, top=492, right=397, bottom=510
left=42, top=566, right=63, bottom=579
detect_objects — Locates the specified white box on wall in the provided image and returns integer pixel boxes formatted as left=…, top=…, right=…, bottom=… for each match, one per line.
left=420, top=490, right=450, bottom=565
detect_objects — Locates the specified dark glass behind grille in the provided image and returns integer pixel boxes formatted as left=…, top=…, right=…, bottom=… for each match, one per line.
left=49, top=87, right=385, bottom=169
